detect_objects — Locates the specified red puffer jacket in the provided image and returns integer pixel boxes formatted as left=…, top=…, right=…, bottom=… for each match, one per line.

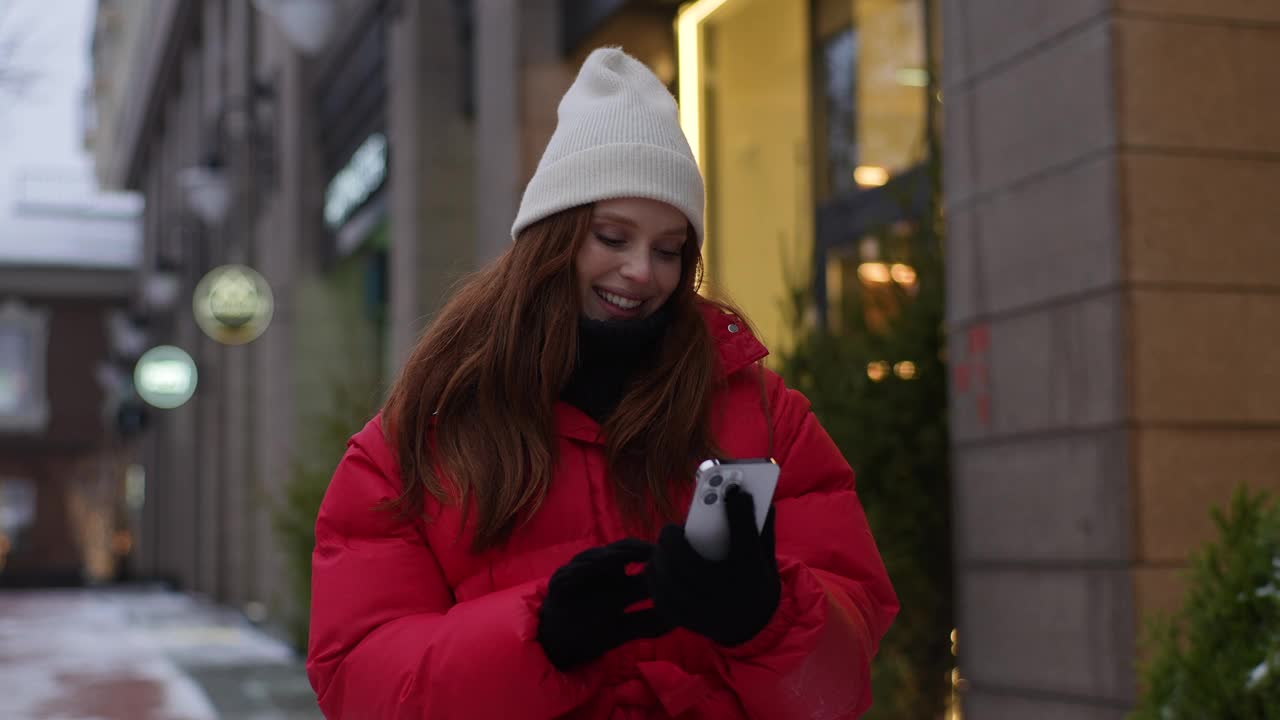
left=306, top=305, right=898, bottom=719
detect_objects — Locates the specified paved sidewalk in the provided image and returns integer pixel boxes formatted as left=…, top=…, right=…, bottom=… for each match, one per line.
left=0, top=587, right=323, bottom=720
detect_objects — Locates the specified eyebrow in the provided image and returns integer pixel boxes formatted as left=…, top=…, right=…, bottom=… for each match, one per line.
left=593, top=212, right=687, bottom=239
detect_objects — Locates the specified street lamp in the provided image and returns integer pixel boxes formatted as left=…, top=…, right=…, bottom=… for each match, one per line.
left=178, top=74, right=278, bottom=229
left=176, top=161, right=231, bottom=227
left=142, top=270, right=182, bottom=313
left=106, top=310, right=149, bottom=359
left=252, top=0, right=339, bottom=55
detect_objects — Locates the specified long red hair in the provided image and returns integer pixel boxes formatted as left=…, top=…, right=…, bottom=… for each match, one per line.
left=383, top=204, right=737, bottom=552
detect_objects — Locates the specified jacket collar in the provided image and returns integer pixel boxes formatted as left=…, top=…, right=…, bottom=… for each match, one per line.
left=555, top=300, right=768, bottom=443
left=699, top=300, right=769, bottom=378
left=422, top=302, right=769, bottom=443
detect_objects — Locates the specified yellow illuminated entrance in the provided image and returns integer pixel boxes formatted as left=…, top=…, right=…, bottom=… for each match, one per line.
left=677, top=0, right=931, bottom=351
left=677, top=0, right=813, bottom=352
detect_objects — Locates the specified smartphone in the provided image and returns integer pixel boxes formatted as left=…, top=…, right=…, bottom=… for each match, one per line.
left=683, top=458, right=780, bottom=562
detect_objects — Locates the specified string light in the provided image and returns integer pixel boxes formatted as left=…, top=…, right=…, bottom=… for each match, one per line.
left=895, top=361, right=918, bottom=380
left=867, top=361, right=890, bottom=382
left=858, top=263, right=892, bottom=284
left=854, top=165, right=889, bottom=187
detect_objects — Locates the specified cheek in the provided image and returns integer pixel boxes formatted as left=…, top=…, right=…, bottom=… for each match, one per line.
left=574, top=247, right=598, bottom=294
left=656, top=262, right=683, bottom=299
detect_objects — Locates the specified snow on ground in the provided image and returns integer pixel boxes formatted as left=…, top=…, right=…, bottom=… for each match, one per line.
left=0, top=588, right=299, bottom=720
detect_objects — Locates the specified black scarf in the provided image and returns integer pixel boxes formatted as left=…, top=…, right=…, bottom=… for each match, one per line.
left=560, top=305, right=671, bottom=423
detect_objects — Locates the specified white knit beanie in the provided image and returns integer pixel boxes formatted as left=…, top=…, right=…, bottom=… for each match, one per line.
left=511, top=47, right=705, bottom=247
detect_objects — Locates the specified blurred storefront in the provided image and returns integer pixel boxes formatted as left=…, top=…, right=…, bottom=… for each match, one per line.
left=87, top=0, right=566, bottom=626
left=0, top=175, right=143, bottom=587
left=300, top=2, right=391, bottom=447
left=88, top=0, right=403, bottom=618
left=563, top=0, right=938, bottom=351
left=675, top=0, right=937, bottom=350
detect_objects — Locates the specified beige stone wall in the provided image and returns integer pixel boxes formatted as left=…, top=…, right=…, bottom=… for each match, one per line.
left=945, top=0, right=1280, bottom=717
left=1115, top=0, right=1280, bottom=631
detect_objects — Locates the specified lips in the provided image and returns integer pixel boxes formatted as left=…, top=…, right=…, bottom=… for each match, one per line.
left=594, top=287, right=645, bottom=316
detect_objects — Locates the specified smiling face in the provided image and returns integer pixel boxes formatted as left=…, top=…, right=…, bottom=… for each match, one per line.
left=575, top=198, right=689, bottom=322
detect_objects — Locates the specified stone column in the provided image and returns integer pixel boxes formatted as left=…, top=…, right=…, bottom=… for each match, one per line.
left=162, top=75, right=206, bottom=595
left=518, top=0, right=572, bottom=184
left=944, top=2, right=1280, bottom=717
left=473, top=0, right=521, bottom=263
left=1112, top=0, right=1280, bottom=622
left=248, top=16, right=309, bottom=625
left=220, top=0, right=256, bottom=607
left=387, top=0, right=475, bottom=378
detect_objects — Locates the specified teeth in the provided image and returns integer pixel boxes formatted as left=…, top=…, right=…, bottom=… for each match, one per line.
left=599, top=290, right=641, bottom=309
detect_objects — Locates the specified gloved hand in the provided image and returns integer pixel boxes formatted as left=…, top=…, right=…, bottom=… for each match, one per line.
left=646, top=485, right=781, bottom=647
left=537, top=538, right=674, bottom=671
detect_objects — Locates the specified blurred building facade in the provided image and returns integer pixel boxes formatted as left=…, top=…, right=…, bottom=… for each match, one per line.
left=0, top=175, right=143, bottom=586
left=87, top=0, right=588, bottom=626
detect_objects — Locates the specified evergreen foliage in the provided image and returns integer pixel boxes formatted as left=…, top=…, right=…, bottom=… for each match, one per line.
left=780, top=198, right=953, bottom=720
left=1131, top=486, right=1280, bottom=720
left=273, top=378, right=382, bottom=649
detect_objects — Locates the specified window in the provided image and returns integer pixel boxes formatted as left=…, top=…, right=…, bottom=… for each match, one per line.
left=818, top=26, right=859, bottom=200
left=0, top=476, right=37, bottom=571
left=816, top=0, right=930, bottom=194
left=683, top=0, right=815, bottom=351
left=0, top=301, right=50, bottom=433
left=678, top=0, right=935, bottom=346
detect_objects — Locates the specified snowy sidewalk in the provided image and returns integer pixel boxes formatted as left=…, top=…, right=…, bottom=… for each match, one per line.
left=0, top=587, right=323, bottom=720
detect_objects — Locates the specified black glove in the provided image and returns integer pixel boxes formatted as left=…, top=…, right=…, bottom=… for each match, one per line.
left=646, top=486, right=781, bottom=647
left=536, top=538, right=674, bottom=671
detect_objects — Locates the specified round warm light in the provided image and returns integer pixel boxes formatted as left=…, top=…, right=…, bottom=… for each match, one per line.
left=894, top=361, right=918, bottom=380
left=890, top=264, right=917, bottom=286
left=867, top=361, right=890, bottom=382
left=193, top=265, right=274, bottom=345
left=858, top=262, right=892, bottom=284
left=111, top=530, right=134, bottom=556
left=854, top=165, right=889, bottom=187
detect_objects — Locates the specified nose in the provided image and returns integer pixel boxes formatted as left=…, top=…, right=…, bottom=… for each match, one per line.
left=618, top=246, right=652, bottom=284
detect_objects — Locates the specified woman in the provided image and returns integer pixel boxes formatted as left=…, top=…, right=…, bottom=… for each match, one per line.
left=306, top=48, right=897, bottom=719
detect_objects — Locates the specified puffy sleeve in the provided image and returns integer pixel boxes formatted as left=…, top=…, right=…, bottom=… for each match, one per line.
left=717, top=371, right=900, bottom=719
left=305, top=421, right=589, bottom=719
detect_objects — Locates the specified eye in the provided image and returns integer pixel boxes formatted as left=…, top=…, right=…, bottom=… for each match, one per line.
left=593, top=231, right=625, bottom=247
left=655, top=247, right=682, bottom=261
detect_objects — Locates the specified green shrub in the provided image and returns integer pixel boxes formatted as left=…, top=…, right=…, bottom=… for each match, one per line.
left=1131, top=486, right=1280, bottom=720
left=273, top=378, right=383, bottom=650
left=780, top=215, right=952, bottom=720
